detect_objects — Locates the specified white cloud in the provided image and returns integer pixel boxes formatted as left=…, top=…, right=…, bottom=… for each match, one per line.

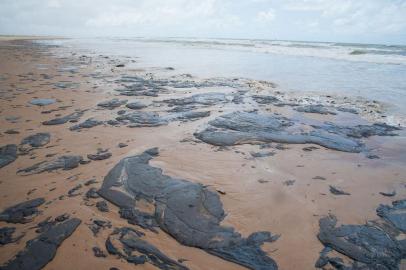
left=282, top=0, right=406, bottom=35
left=255, top=9, right=275, bottom=23
left=0, top=0, right=405, bottom=43
left=283, top=0, right=327, bottom=11
left=85, top=0, right=235, bottom=28
left=47, top=0, right=61, bottom=8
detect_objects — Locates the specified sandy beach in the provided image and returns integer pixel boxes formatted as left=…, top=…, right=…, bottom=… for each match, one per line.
left=1, top=37, right=406, bottom=270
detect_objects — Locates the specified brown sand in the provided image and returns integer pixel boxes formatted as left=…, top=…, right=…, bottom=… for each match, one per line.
left=0, top=39, right=405, bottom=270
left=0, top=35, right=63, bottom=41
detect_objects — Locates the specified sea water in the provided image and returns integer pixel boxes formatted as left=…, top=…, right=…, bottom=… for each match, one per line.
left=38, top=37, right=406, bottom=123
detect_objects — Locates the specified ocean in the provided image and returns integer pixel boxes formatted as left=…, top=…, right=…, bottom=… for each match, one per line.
left=38, top=37, right=406, bottom=125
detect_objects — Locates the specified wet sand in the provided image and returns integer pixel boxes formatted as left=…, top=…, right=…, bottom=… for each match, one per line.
left=1, top=38, right=406, bottom=270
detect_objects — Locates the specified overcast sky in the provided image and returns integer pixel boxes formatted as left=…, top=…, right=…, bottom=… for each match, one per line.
left=1, top=0, right=406, bottom=44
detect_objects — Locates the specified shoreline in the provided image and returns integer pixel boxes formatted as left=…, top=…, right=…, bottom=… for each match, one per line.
left=49, top=37, right=406, bottom=125
left=0, top=35, right=66, bottom=41
left=0, top=39, right=405, bottom=270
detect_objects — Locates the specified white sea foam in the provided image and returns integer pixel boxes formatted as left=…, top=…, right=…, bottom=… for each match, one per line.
left=131, top=37, right=406, bottom=65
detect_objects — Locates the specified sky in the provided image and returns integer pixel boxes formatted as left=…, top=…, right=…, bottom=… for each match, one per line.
left=1, top=0, right=406, bottom=45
